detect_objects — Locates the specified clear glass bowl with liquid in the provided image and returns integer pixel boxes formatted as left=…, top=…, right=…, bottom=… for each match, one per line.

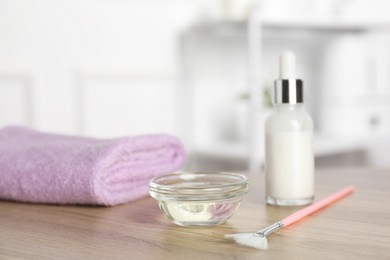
left=149, top=172, right=249, bottom=227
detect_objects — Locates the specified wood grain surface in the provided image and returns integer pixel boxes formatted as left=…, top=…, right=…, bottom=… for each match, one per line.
left=1, top=168, right=390, bottom=259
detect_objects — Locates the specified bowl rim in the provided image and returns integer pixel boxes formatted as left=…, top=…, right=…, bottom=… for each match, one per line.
left=149, top=172, right=249, bottom=201
left=149, top=171, right=248, bottom=189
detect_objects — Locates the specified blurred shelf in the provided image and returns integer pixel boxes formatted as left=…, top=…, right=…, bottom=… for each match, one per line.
left=189, top=19, right=390, bottom=36
left=261, top=19, right=390, bottom=32
left=314, top=134, right=368, bottom=157
left=195, top=134, right=386, bottom=160
left=183, top=15, right=390, bottom=171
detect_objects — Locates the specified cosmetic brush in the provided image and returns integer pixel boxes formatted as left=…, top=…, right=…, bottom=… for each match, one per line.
left=224, top=185, right=354, bottom=250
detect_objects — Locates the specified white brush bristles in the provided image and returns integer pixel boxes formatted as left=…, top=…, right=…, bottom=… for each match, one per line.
left=224, top=233, right=268, bottom=250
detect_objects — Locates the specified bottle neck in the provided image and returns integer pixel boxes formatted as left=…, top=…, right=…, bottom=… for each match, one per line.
left=274, top=103, right=303, bottom=112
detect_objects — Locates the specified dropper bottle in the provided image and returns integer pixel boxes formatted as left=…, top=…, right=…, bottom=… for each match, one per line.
left=265, top=51, right=314, bottom=206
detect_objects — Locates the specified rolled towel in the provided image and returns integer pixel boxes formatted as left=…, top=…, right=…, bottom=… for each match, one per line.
left=0, top=126, right=185, bottom=206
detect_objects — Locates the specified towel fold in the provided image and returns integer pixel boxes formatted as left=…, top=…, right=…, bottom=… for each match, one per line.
left=0, top=126, right=185, bottom=206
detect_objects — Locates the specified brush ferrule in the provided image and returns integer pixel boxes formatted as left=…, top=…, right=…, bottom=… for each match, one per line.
left=256, top=221, right=284, bottom=237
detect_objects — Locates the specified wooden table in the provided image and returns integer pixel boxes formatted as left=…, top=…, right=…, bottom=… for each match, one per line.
left=1, top=168, right=390, bottom=259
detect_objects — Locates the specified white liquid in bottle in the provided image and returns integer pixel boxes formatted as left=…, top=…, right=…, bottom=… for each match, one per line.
left=265, top=51, right=314, bottom=206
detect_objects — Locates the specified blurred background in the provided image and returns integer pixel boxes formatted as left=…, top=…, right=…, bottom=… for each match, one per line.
left=1, top=0, right=390, bottom=172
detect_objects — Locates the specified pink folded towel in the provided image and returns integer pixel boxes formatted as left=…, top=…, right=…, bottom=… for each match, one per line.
left=0, top=126, right=185, bottom=206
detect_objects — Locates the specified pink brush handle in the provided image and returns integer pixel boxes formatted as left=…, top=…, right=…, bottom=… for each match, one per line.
left=282, top=185, right=355, bottom=227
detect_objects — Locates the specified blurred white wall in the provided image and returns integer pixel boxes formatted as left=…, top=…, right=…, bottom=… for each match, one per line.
left=1, top=0, right=390, bottom=169
left=0, top=0, right=197, bottom=137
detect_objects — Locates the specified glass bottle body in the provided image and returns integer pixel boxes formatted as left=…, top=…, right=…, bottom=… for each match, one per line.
left=265, top=104, right=314, bottom=206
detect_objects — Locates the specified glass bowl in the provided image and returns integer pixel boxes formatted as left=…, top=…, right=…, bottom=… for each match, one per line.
left=149, top=172, right=249, bottom=227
